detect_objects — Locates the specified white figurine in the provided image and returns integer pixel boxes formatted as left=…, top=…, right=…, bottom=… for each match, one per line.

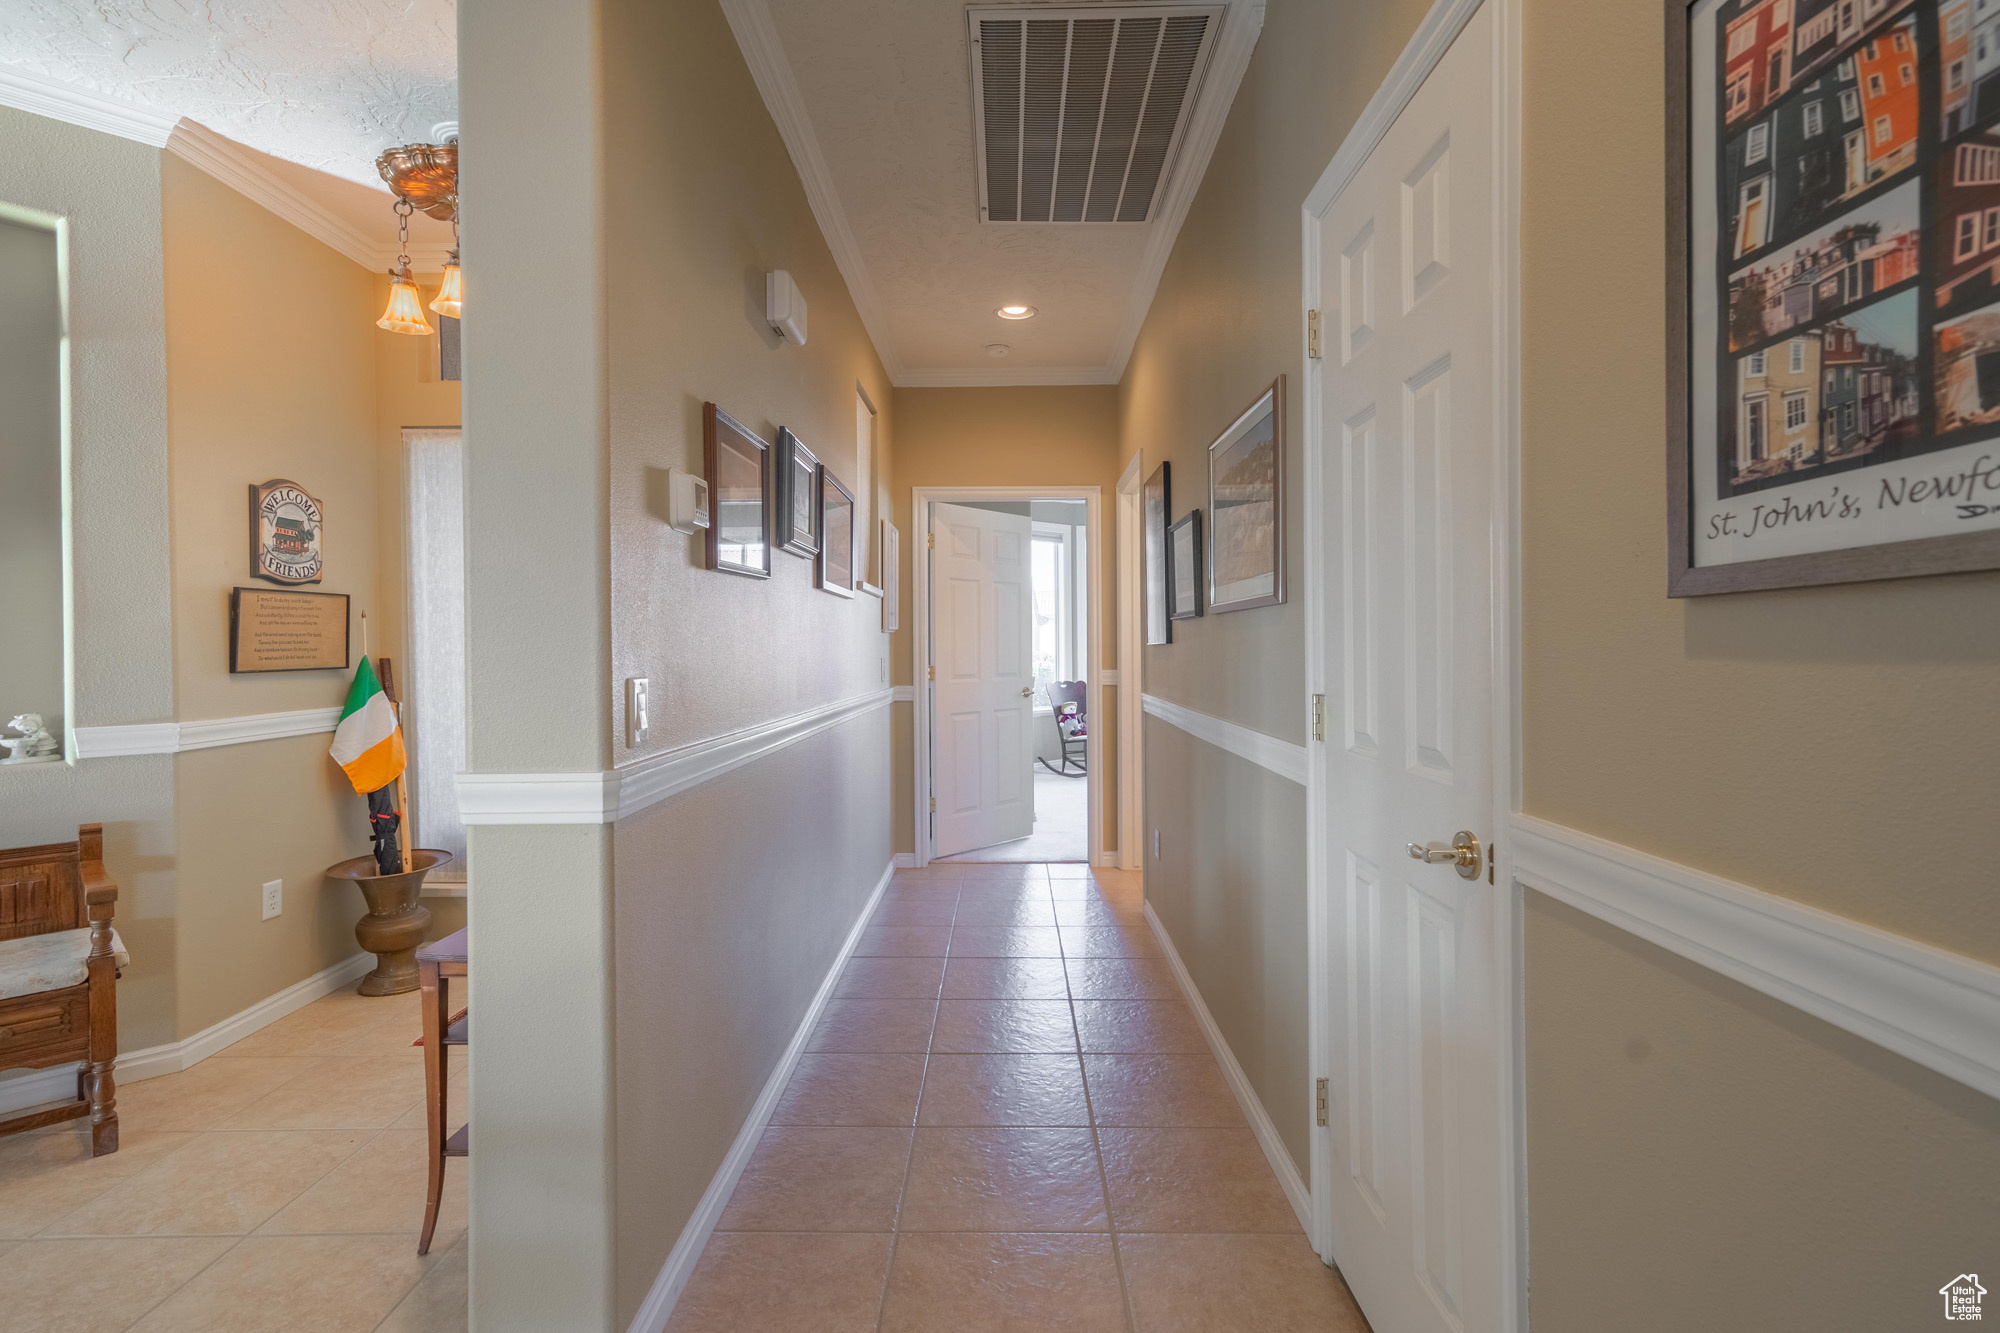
left=2, top=714, right=61, bottom=764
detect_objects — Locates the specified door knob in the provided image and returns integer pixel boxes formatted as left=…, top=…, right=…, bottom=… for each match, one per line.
left=1022, top=687, right=1033, bottom=698
left=1406, top=831, right=1482, bottom=880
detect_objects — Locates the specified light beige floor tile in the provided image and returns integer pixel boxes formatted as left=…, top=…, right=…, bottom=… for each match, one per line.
left=1055, top=899, right=1145, bottom=927
left=956, top=864, right=1048, bottom=885
left=854, top=925, right=951, bottom=956
left=770, top=1054, right=926, bottom=1126
left=717, top=1126, right=912, bottom=1231
left=218, top=1053, right=425, bottom=1131
left=387, top=1064, right=466, bottom=1133
left=218, top=993, right=418, bottom=1061
left=128, top=1233, right=430, bottom=1333
left=375, top=1232, right=467, bottom=1333
left=1121, top=1233, right=1371, bottom=1332
left=948, top=925, right=1064, bottom=957
left=47, top=1130, right=369, bottom=1237
left=918, top=1054, right=1092, bottom=1127
left=1098, top=1128, right=1301, bottom=1233
left=931, top=1000, right=1078, bottom=1054
left=109, top=1058, right=321, bottom=1132
left=1084, top=1054, right=1246, bottom=1127
left=899, top=1127, right=1108, bottom=1232
left=870, top=897, right=959, bottom=926
left=951, top=899, right=1059, bottom=927
left=0, top=1236, right=234, bottom=1333
left=1066, top=956, right=1182, bottom=1000
left=806, top=998, right=938, bottom=1053
left=0, top=1127, right=196, bottom=1238
left=1073, top=1000, right=1209, bottom=1054
left=832, top=955, right=946, bottom=999
left=1060, top=925, right=1164, bottom=957
left=1043, top=862, right=1101, bottom=879
left=940, top=956, right=1070, bottom=1000
left=257, top=1130, right=467, bottom=1246
left=665, top=1232, right=891, bottom=1333
left=879, top=1232, right=1127, bottom=1332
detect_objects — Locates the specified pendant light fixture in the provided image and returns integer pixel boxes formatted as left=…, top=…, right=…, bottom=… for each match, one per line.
left=373, top=137, right=460, bottom=333
left=377, top=198, right=434, bottom=336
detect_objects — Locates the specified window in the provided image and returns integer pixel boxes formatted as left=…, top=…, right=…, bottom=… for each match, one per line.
left=1746, top=122, right=1771, bottom=163
left=1838, top=55, right=1855, bottom=82
left=1892, top=30, right=1908, bottom=52
left=1841, top=88, right=1861, bottom=120
left=855, top=389, right=875, bottom=579
left=1864, top=40, right=1878, bottom=61
left=1748, top=350, right=1769, bottom=375
left=0, top=218, right=64, bottom=751
left=1900, top=62, right=1916, bottom=86
left=1874, top=114, right=1893, bottom=145
left=1728, top=70, right=1753, bottom=115
left=1958, top=142, right=2000, bottom=183
left=1986, top=206, right=2000, bottom=248
left=1770, top=51, right=1786, bottom=90
left=1784, top=391, right=1809, bottom=432
left=1958, top=212, right=1982, bottom=261
left=1867, top=72, right=1885, bottom=96
left=1727, top=20, right=1758, bottom=58
left=1790, top=338, right=1806, bottom=373
left=1738, top=177, right=1770, bottom=256
left=1804, top=101, right=1824, bottom=136
left=1743, top=395, right=1769, bottom=461
left=1951, top=60, right=1969, bottom=92
left=404, top=429, right=469, bottom=878
left=1030, top=515, right=1086, bottom=691
left=1951, top=9, right=1970, bottom=39
left=1843, top=401, right=1857, bottom=430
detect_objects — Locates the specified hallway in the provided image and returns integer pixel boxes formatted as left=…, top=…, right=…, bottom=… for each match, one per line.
left=666, top=863, right=1367, bottom=1332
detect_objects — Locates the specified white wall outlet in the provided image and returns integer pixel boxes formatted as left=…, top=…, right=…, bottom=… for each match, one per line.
left=261, top=879, right=283, bottom=920
left=627, top=677, right=650, bottom=747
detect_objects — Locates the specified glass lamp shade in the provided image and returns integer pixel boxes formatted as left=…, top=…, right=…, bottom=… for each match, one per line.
left=429, top=260, right=463, bottom=317
left=377, top=269, right=434, bottom=335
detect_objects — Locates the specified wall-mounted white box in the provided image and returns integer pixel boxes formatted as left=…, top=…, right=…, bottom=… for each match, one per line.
left=766, top=270, right=808, bottom=346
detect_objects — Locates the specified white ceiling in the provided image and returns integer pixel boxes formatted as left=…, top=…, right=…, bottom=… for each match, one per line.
left=0, top=0, right=457, bottom=262
left=737, top=0, right=1263, bottom=386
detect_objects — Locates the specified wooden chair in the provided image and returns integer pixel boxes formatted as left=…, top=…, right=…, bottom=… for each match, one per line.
left=0, top=824, right=125, bottom=1156
left=416, top=926, right=467, bottom=1254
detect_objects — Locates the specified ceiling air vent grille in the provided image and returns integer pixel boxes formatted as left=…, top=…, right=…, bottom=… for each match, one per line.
left=970, top=4, right=1224, bottom=224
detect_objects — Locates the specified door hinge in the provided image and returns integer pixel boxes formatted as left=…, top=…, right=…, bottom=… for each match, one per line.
left=1310, top=693, right=1326, bottom=742
left=1306, top=309, right=1324, bottom=360
left=929, top=797, right=937, bottom=813
left=1315, top=1077, right=1330, bottom=1127
left=928, top=532, right=935, bottom=550
left=928, top=665, right=935, bottom=681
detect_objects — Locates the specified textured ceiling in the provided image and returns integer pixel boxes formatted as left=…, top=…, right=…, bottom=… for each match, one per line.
left=0, top=0, right=456, bottom=189
left=766, top=0, right=1155, bottom=377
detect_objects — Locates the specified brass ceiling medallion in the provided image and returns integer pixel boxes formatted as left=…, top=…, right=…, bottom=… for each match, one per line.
left=372, top=136, right=461, bottom=335
left=374, top=141, right=458, bottom=221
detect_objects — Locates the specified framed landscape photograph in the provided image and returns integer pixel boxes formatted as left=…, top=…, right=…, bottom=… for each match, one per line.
left=818, top=468, right=856, bottom=597
left=1144, top=461, right=1172, bottom=643
left=881, top=519, right=900, bottom=632
left=1670, top=0, right=2000, bottom=594
left=703, top=403, right=771, bottom=579
left=1207, top=376, right=1285, bottom=612
left=1168, top=509, right=1203, bottom=620
left=774, top=427, right=822, bottom=558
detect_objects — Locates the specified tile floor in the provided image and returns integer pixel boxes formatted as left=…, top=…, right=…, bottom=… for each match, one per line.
left=667, top=862, right=1373, bottom=1333
left=0, top=985, right=467, bottom=1332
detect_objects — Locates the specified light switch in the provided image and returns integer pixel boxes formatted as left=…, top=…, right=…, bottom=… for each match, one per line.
left=627, top=677, right=650, bottom=747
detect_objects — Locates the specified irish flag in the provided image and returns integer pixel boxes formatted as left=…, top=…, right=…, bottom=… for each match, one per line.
left=331, top=657, right=406, bottom=793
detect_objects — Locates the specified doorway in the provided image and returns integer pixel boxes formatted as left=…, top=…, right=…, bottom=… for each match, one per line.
left=912, top=486, right=1103, bottom=866
left=1302, top=0, right=1522, bottom=1330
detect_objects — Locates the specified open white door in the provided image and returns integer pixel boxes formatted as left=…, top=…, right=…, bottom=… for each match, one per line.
left=931, top=501, right=1035, bottom=858
left=1313, top=4, right=1510, bottom=1331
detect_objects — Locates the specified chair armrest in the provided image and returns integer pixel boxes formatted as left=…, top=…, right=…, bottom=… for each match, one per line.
left=81, top=859, right=118, bottom=917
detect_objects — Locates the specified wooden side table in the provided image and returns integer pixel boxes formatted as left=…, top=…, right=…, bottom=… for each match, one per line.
left=416, top=927, right=467, bottom=1255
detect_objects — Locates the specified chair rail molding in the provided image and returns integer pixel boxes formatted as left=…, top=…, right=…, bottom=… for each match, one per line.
left=70, top=706, right=345, bottom=759
left=457, top=688, right=895, bottom=826
left=1140, top=693, right=1308, bottom=786
left=1510, top=814, right=2000, bottom=1102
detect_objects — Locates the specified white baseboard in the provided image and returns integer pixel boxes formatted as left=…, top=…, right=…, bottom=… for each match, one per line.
left=1094, top=850, right=1121, bottom=868
left=1143, top=901, right=1314, bottom=1237
left=626, top=860, right=896, bottom=1333
left=894, top=852, right=918, bottom=869
left=0, top=951, right=373, bottom=1117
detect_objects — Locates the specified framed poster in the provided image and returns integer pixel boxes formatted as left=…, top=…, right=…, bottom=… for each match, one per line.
left=818, top=468, right=857, bottom=597
left=881, top=520, right=901, bottom=632
left=1671, top=0, right=2000, bottom=594
left=1144, top=461, right=1172, bottom=643
left=249, top=479, right=324, bottom=585
left=1207, top=376, right=1286, bottom=612
left=774, top=428, right=822, bottom=558
left=1168, top=510, right=1204, bottom=620
left=703, top=403, right=772, bottom=578
left=229, top=588, right=349, bottom=672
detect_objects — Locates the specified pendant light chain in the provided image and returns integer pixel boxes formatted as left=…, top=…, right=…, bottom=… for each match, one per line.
left=395, top=197, right=415, bottom=271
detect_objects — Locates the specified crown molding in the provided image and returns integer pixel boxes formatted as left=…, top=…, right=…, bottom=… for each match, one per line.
left=0, top=63, right=176, bottom=145
left=718, top=0, right=907, bottom=383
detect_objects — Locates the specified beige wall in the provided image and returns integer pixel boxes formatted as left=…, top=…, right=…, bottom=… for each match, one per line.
left=0, top=217, right=65, bottom=739
left=890, top=385, right=1123, bottom=857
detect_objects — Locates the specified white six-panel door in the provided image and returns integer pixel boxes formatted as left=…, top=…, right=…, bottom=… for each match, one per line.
left=1315, top=4, right=1506, bottom=1331
left=931, top=501, right=1036, bottom=858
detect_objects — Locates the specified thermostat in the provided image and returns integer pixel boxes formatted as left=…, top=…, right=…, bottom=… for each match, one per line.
left=668, top=468, right=710, bottom=534
left=766, top=270, right=808, bottom=346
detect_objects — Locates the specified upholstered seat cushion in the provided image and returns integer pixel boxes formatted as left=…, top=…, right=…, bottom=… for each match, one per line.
left=0, top=928, right=129, bottom=1002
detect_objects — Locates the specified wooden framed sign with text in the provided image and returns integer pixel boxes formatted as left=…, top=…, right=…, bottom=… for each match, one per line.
left=1670, top=0, right=2000, bottom=594
left=229, top=588, right=349, bottom=673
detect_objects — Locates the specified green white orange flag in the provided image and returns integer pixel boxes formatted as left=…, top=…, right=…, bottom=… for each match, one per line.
left=331, top=656, right=406, bottom=794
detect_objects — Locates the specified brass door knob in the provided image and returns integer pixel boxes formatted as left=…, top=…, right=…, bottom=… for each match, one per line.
left=1022, top=687, right=1033, bottom=697
left=1406, top=831, right=1482, bottom=880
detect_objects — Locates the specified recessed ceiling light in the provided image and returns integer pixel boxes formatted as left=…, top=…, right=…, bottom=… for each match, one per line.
left=996, top=304, right=1037, bottom=320
left=985, top=343, right=1011, bottom=358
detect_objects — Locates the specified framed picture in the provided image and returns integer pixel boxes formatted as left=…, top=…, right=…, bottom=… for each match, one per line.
left=1168, top=510, right=1203, bottom=620
left=880, top=520, right=901, bottom=632
left=249, top=479, right=324, bottom=585
left=703, top=403, right=771, bottom=578
left=818, top=468, right=857, bottom=597
left=775, top=427, right=822, bottom=558
left=1207, top=376, right=1285, bottom=612
left=1144, top=461, right=1172, bottom=643
left=1670, top=0, right=2000, bottom=595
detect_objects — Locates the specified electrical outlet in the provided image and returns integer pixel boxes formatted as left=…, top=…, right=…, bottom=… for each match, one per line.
left=627, top=677, right=650, bottom=747
left=261, top=879, right=283, bottom=920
